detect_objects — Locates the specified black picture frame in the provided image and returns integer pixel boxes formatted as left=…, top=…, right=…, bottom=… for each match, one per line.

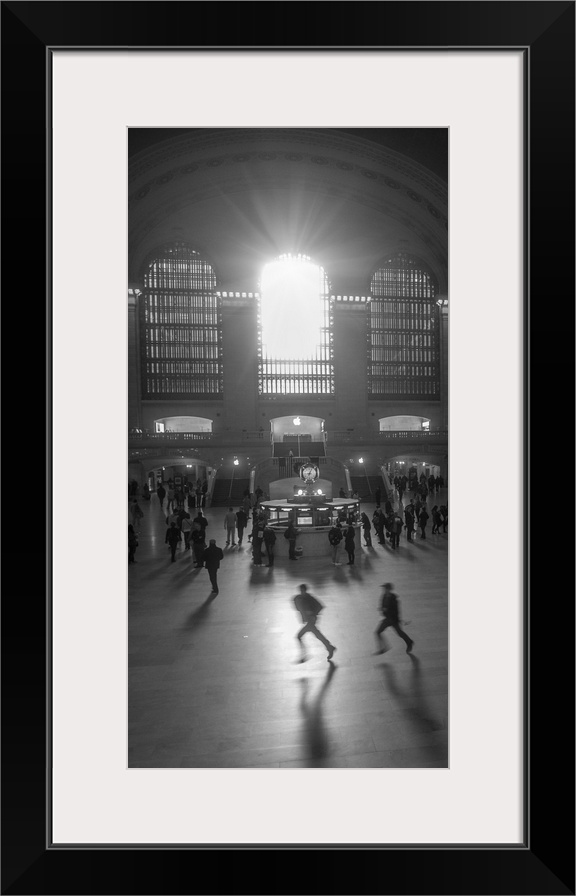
left=2, top=2, right=574, bottom=894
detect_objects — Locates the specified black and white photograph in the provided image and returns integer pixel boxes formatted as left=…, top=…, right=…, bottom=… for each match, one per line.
left=127, top=127, right=449, bottom=769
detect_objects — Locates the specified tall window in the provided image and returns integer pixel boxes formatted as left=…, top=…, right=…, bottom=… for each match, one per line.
left=368, top=253, right=440, bottom=399
left=140, top=243, right=222, bottom=398
left=258, top=254, right=334, bottom=395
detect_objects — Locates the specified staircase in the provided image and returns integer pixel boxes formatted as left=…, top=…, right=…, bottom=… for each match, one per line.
left=210, top=477, right=250, bottom=507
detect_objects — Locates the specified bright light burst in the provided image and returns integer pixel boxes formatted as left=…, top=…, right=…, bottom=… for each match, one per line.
left=261, top=255, right=326, bottom=359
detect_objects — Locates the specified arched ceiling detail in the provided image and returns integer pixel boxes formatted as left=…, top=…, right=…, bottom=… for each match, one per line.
left=128, top=129, right=448, bottom=293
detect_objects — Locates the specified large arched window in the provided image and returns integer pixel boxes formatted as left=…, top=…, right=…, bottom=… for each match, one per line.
left=140, top=242, right=222, bottom=398
left=368, top=252, right=440, bottom=399
left=258, top=254, right=334, bottom=395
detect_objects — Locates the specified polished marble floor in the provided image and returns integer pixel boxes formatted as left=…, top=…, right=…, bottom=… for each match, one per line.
left=129, top=491, right=448, bottom=768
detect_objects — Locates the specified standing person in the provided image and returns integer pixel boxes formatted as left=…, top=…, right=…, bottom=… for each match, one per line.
left=166, top=506, right=180, bottom=530
left=130, top=498, right=144, bottom=533
left=338, top=487, right=346, bottom=498
left=390, top=512, right=403, bottom=549
left=439, top=503, right=448, bottom=533
left=263, top=525, right=277, bottom=566
left=373, top=508, right=385, bottom=545
left=193, top=509, right=209, bottom=540
left=242, top=492, right=252, bottom=520
left=252, top=517, right=266, bottom=565
left=166, top=485, right=176, bottom=514
left=431, top=505, right=442, bottom=535
left=285, top=518, right=299, bottom=560
left=128, top=524, right=138, bottom=564
left=418, top=503, right=429, bottom=539
left=195, top=483, right=202, bottom=508
left=293, top=584, right=337, bottom=662
left=328, top=521, right=343, bottom=565
left=247, top=507, right=258, bottom=544
left=156, top=482, right=166, bottom=511
left=404, top=501, right=416, bottom=542
left=235, top=507, right=247, bottom=546
left=191, top=521, right=206, bottom=568
left=428, top=474, right=436, bottom=495
left=360, top=512, right=372, bottom=547
left=344, top=523, right=356, bottom=565
left=375, top=583, right=414, bottom=654
left=203, top=538, right=224, bottom=594
left=180, top=510, right=193, bottom=550
left=224, top=507, right=237, bottom=546
left=374, top=486, right=381, bottom=507
left=165, top=521, right=181, bottom=562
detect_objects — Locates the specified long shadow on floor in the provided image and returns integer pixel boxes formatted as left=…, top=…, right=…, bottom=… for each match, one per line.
left=180, top=594, right=217, bottom=631
left=379, top=656, right=446, bottom=760
left=298, top=663, right=337, bottom=767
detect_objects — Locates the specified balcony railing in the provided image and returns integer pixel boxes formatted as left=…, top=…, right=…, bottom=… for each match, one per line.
left=128, top=429, right=447, bottom=448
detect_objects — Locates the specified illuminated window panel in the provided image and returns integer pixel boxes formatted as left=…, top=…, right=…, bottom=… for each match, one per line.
left=140, top=243, right=223, bottom=399
left=368, top=253, right=440, bottom=400
left=258, top=254, right=334, bottom=396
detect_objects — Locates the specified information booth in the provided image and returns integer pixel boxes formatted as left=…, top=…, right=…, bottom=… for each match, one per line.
left=260, top=495, right=361, bottom=560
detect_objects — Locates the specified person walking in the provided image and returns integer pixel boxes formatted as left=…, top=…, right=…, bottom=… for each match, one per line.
left=285, top=518, right=299, bottom=560
left=360, top=512, right=372, bottom=547
left=263, top=525, right=277, bottom=566
left=224, top=507, right=237, bottom=546
left=166, top=485, right=176, bottom=514
left=251, top=516, right=265, bottom=565
left=404, top=501, right=416, bottom=542
left=373, top=508, right=385, bottom=545
left=439, top=503, right=448, bottom=533
left=165, top=521, right=181, bottom=562
left=235, top=507, right=247, bottom=546
left=203, top=538, right=224, bottom=594
left=418, top=503, right=429, bottom=539
left=390, top=512, right=403, bottom=549
left=328, top=521, right=343, bottom=565
left=293, top=584, right=337, bottom=662
left=431, top=505, right=442, bottom=535
left=128, top=524, right=138, bottom=564
left=375, top=583, right=414, bottom=654
left=344, top=523, right=356, bottom=565
left=180, top=510, right=193, bottom=550
left=156, top=483, right=166, bottom=511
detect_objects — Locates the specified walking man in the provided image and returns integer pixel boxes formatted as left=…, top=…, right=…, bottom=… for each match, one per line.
left=235, top=507, right=247, bottom=546
left=263, top=525, right=277, bottom=566
left=203, top=538, right=224, bottom=594
left=165, top=521, right=181, bottom=562
left=224, top=506, right=237, bottom=546
left=375, top=583, right=414, bottom=654
left=293, top=584, right=337, bottom=662
left=156, top=483, right=166, bottom=511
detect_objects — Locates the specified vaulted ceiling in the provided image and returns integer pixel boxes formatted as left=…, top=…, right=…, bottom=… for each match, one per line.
left=128, top=128, right=448, bottom=294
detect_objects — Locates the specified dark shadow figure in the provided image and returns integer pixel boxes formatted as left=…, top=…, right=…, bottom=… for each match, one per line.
left=380, top=656, right=447, bottom=762
left=299, top=664, right=338, bottom=767
left=181, top=595, right=216, bottom=632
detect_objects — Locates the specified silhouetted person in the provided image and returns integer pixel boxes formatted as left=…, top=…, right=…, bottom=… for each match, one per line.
left=263, top=525, right=277, bottom=566
left=285, top=519, right=299, bottom=560
left=128, top=524, right=138, bottom=564
left=360, top=512, right=372, bottom=546
left=375, top=583, right=414, bottom=654
left=404, top=502, right=416, bottom=542
left=328, top=521, right=343, bottom=565
left=344, top=524, right=356, bottom=565
left=156, top=483, right=166, bottom=510
left=374, top=487, right=381, bottom=507
left=203, top=538, right=224, bottom=594
left=339, top=487, right=346, bottom=498
left=165, top=521, right=181, bottom=562
left=191, top=521, right=206, bottom=567
left=224, top=507, right=237, bottom=546
left=418, top=504, right=429, bottom=539
left=235, top=507, right=247, bottom=545
left=293, top=585, right=336, bottom=662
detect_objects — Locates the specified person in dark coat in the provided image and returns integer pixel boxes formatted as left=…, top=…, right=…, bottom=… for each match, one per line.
left=156, top=483, right=166, bottom=510
left=328, top=521, right=343, bottom=565
left=190, top=521, right=206, bottom=567
left=263, top=525, right=277, bottom=566
left=252, top=517, right=265, bottom=565
left=390, top=512, right=403, bottom=549
left=439, top=504, right=448, bottom=532
left=373, top=508, right=385, bottom=545
left=235, top=507, right=247, bottom=546
left=285, top=519, right=299, bottom=560
left=374, top=487, right=381, bottom=507
left=344, top=524, right=356, bottom=565
left=431, top=505, right=442, bottom=534
left=203, top=538, right=224, bottom=594
left=293, top=584, right=336, bottom=662
left=418, top=504, right=429, bottom=539
left=165, top=521, right=181, bottom=562
left=360, top=512, right=372, bottom=547
left=128, top=524, right=138, bottom=563
left=375, top=583, right=414, bottom=654
left=404, top=502, right=416, bottom=541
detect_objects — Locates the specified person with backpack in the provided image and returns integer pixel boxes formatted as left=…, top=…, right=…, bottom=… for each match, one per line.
left=374, top=582, right=414, bottom=655
left=263, top=525, right=277, bottom=566
left=293, top=584, right=337, bottom=662
left=328, top=521, right=343, bottom=565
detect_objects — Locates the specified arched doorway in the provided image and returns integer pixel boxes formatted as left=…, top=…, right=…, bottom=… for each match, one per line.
left=154, top=415, right=212, bottom=433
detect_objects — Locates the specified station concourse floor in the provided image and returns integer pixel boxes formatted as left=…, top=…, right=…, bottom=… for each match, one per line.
left=129, top=492, right=448, bottom=769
